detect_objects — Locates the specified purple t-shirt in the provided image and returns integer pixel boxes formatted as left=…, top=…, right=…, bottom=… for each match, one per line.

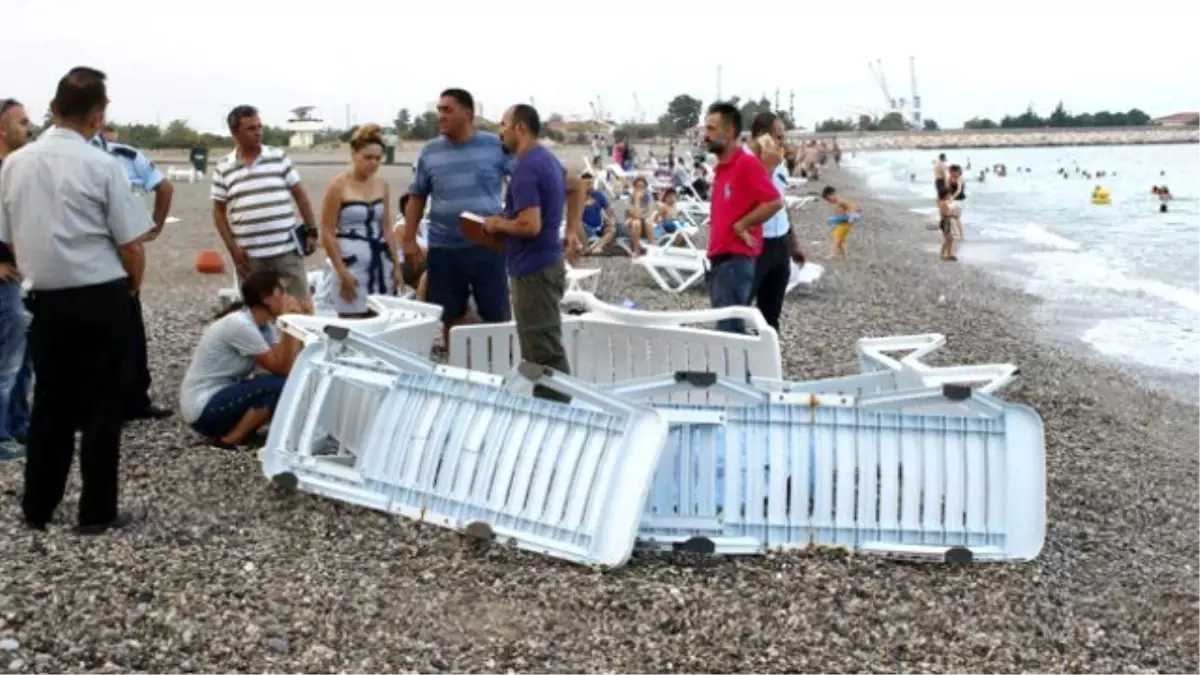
left=503, top=145, right=565, bottom=277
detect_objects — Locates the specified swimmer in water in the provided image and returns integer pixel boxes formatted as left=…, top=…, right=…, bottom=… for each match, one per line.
left=821, top=185, right=861, bottom=259
left=1157, top=185, right=1172, bottom=212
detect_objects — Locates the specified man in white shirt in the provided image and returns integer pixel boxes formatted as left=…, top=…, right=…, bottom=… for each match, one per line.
left=0, top=67, right=155, bottom=534
left=748, top=112, right=806, bottom=332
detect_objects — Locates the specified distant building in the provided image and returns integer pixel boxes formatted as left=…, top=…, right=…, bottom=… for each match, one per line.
left=1153, top=112, right=1200, bottom=127
left=286, top=107, right=323, bottom=149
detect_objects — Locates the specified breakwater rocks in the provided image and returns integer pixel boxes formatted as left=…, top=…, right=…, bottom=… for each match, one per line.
left=818, top=126, right=1199, bottom=151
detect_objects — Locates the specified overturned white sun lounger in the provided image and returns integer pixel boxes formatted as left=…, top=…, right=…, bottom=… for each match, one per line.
left=262, top=327, right=669, bottom=568
left=277, top=295, right=443, bottom=358
left=594, top=370, right=1045, bottom=563
left=449, top=291, right=782, bottom=404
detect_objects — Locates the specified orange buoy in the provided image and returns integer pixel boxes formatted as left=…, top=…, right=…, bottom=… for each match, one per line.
left=196, top=250, right=226, bottom=274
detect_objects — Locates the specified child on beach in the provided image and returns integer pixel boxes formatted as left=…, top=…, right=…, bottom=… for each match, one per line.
left=652, top=188, right=683, bottom=243
left=821, top=186, right=861, bottom=258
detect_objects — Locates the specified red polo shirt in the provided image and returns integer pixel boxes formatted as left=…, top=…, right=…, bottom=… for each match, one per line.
left=707, top=148, right=779, bottom=259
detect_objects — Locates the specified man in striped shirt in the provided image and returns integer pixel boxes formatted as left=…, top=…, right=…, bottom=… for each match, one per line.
left=211, top=105, right=317, bottom=312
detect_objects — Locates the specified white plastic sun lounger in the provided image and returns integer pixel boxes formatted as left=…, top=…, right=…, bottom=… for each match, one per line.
left=593, top=370, right=1045, bottom=563
left=449, top=291, right=782, bottom=404
left=633, top=246, right=709, bottom=293
left=263, top=326, right=669, bottom=568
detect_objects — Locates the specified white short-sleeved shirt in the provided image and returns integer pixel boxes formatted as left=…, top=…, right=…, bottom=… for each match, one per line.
left=0, top=127, right=154, bottom=290
left=178, top=310, right=278, bottom=423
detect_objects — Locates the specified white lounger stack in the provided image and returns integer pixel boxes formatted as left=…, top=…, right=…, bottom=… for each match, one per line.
left=264, top=298, right=1045, bottom=568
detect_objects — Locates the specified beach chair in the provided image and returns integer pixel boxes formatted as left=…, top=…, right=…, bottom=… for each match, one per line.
left=632, top=246, right=709, bottom=293
left=565, top=263, right=601, bottom=293
left=786, top=260, right=825, bottom=294
left=166, top=165, right=202, bottom=183
left=263, top=330, right=669, bottom=569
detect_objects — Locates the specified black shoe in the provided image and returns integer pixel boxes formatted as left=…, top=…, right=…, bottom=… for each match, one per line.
left=76, top=511, right=136, bottom=535
left=126, top=405, right=173, bottom=421
left=22, top=518, right=47, bottom=532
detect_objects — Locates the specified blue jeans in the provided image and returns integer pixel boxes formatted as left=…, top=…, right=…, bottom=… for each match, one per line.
left=0, top=281, right=28, bottom=441
left=425, top=245, right=511, bottom=323
left=191, top=375, right=287, bottom=439
left=708, top=255, right=756, bottom=333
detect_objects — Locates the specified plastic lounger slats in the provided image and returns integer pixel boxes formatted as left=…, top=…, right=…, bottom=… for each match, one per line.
left=448, top=292, right=782, bottom=405
left=263, top=331, right=669, bottom=568
left=629, top=376, right=1045, bottom=563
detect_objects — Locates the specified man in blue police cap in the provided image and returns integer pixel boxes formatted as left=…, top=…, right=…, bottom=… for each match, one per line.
left=91, top=124, right=174, bottom=421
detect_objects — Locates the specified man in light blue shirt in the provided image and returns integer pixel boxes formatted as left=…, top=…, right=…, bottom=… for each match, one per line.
left=401, top=88, right=513, bottom=345
left=91, top=125, right=175, bottom=420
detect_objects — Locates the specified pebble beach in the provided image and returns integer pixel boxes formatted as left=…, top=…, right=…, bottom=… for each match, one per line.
left=0, top=161, right=1195, bottom=673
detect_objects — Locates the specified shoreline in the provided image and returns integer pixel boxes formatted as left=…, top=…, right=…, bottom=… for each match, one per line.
left=0, top=163, right=1194, bottom=672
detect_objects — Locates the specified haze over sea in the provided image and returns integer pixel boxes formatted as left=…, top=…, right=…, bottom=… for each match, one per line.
left=845, top=143, right=1200, bottom=402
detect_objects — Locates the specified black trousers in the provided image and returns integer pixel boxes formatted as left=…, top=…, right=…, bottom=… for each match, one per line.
left=751, top=234, right=792, bottom=332
left=127, top=291, right=152, bottom=413
left=23, top=279, right=133, bottom=527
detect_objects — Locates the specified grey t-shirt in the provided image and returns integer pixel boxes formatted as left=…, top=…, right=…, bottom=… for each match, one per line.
left=178, top=310, right=277, bottom=423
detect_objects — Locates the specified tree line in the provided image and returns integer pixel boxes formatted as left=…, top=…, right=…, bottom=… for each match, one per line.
left=42, top=96, right=1159, bottom=150
left=963, top=103, right=1153, bottom=129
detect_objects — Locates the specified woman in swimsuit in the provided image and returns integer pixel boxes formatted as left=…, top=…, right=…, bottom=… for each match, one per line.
left=319, top=124, right=404, bottom=318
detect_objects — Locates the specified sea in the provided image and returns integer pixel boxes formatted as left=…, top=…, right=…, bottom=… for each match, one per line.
left=844, top=143, right=1200, bottom=402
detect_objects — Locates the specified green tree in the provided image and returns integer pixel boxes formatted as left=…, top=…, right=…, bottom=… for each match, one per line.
left=1048, top=101, right=1070, bottom=127
left=408, top=111, right=439, bottom=140
left=394, top=108, right=411, bottom=135
left=662, top=94, right=703, bottom=135
left=738, top=97, right=772, bottom=129
left=875, top=112, right=909, bottom=131
left=816, top=118, right=855, bottom=132
left=857, top=114, right=876, bottom=132
left=964, top=117, right=998, bottom=129
left=922, top=118, right=940, bottom=131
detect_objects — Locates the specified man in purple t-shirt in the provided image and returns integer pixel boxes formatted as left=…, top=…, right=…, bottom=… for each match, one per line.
left=484, top=104, right=585, bottom=401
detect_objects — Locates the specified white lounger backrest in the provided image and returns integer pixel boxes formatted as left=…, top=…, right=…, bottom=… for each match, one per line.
left=277, top=295, right=443, bottom=357
left=263, top=330, right=669, bottom=568
left=448, top=292, right=782, bottom=404
left=612, top=375, right=1046, bottom=563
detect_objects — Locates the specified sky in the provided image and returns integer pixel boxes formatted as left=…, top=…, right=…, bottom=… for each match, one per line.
left=6, top=0, right=1200, bottom=134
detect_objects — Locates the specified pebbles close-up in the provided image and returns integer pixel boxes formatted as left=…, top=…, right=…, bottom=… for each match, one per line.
left=0, top=162, right=1195, bottom=674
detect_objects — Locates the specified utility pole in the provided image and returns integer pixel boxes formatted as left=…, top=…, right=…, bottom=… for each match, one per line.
left=789, top=90, right=795, bottom=121
left=345, top=104, right=350, bottom=129
left=716, top=65, right=723, bottom=101
left=774, top=88, right=780, bottom=111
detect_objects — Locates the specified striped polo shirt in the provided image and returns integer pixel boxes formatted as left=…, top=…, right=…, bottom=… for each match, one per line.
left=211, top=146, right=301, bottom=259
left=409, top=131, right=511, bottom=249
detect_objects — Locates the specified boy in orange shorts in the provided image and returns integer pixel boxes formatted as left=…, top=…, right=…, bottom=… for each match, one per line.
left=821, top=186, right=861, bottom=258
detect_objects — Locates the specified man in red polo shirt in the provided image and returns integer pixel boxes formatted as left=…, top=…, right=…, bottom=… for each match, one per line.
left=703, top=102, right=783, bottom=333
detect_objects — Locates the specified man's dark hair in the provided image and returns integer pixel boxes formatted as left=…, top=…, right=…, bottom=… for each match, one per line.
left=821, top=185, right=837, bottom=198
left=240, top=269, right=282, bottom=308
left=398, top=193, right=411, bottom=217
left=510, top=104, right=541, bottom=137
left=440, top=88, right=474, bottom=113
left=949, top=163, right=962, bottom=173
left=52, top=66, right=108, bottom=120
left=662, top=187, right=677, bottom=199
left=750, top=111, right=778, bottom=138
left=938, top=153, right=947, bottom=161
left=0, top=98, right=20, bottom=118
left=226, top=105, right=258, bottom=131
left=707, top=102, right=742, bottom=136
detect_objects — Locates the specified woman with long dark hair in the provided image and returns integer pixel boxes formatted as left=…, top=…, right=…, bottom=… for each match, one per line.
left=179, top=269, right=302, bottom=449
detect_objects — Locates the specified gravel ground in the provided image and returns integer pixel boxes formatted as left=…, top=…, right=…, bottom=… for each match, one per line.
left=0, top=163, right=1195, bottom=674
